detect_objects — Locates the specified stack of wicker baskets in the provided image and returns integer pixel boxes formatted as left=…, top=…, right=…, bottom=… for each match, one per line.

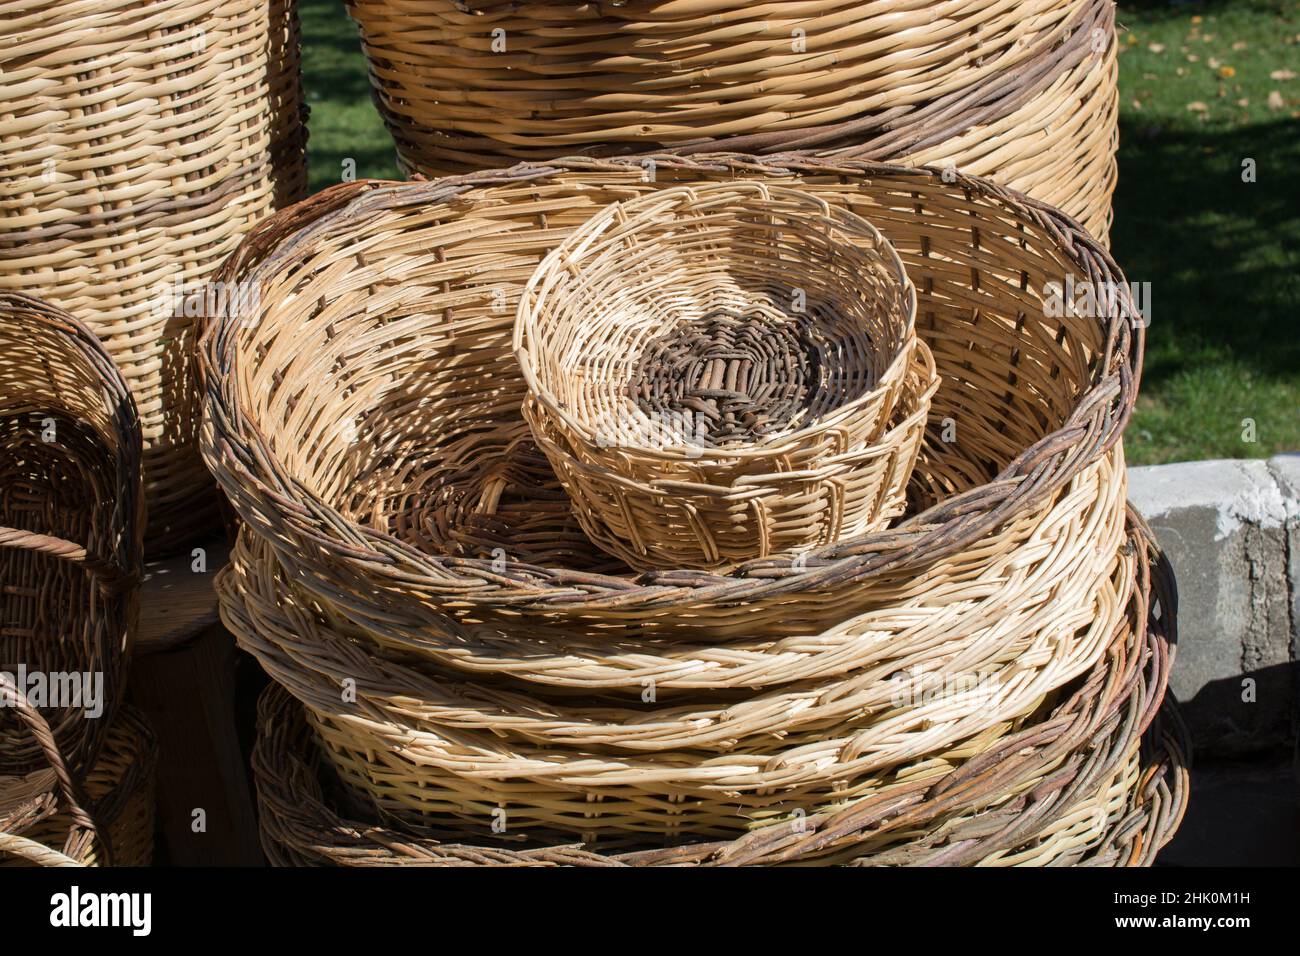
left=345, top=0, right=1118, bottom=241
left=0, top=293, right=156, bottom=867
left=0, top=0, right=308, bottom=551
left=202, top=155, right=1188, bottom=866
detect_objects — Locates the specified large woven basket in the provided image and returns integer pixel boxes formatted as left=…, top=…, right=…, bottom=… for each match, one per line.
left=219, top=448, right=1131, bottom=843
left=247, top=522, right=1187, bottom=865
left=344, top=0, right=1118, bottom=239
left=0, top=702, right=157, bottom=867
left=0, top=0, right=308, bottom=551
left=0, top=292, right=143, bottom=778
left=515, top=181, right=931, bottom=568
left=200, top=156, right=1140, bottom=666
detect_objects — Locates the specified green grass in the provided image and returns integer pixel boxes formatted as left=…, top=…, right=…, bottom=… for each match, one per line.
left=299, top=0, right=1300, bottom=464
left=1113, top=0, right=1300, bottom=463
left=300, top=1, right=397, bottom=185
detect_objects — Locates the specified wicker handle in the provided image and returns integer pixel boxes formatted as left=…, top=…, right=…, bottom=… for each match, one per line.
left=0, top=832, right=82, bottom=867
left=0, top=673, right=111, bottom=866
left=0, top=525, right=137, bottom=598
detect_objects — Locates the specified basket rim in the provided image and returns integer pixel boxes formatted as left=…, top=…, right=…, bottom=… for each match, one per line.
left=0, top=293, right=145, bottom=579
left=513, top=180, right=919, bottom=460
left=200, top=153, right=1141, bottom=608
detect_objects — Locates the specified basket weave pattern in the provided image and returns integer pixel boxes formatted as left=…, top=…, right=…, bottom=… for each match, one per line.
left=516, top=182, right=932, bottom=568
left=0, top=0, right=307, bottom=549
left=0, top=293, right=143, bottom=779
left=247, top=517, right=1187, bottom=865
left=0, top=704, right=157, bottom=868
left=345, top=0, right=1118, bottom=239
left=199, top=154, right=1179, bottom=862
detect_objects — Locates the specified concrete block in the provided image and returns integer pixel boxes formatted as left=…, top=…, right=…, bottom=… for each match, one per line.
left=1128, top=456, right=1299, bottom=757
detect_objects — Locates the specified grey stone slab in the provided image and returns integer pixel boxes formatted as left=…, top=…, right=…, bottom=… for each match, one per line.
left=1128, top=457, right=1299, bottom=757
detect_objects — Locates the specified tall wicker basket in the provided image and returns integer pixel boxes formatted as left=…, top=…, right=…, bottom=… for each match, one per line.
left=0, top=0, right=308, bottom=551
left=345, top=0, right=1118, bottom=239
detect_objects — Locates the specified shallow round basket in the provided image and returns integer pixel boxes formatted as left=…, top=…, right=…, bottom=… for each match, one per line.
left=200, top=156, right=1141, bottom=662
left=0, top=705, right=157, bottom=868
left=0, top=0, right=307, bottom=551
left=247, top=524, right=1186, bottom=865
left=222, top=493, right=1142, bottom=848
left=344, top=0, right=1118, bottom=240
left=0, top=293, right=143, bottom=778
left=515, top=181, right=927, bottom=568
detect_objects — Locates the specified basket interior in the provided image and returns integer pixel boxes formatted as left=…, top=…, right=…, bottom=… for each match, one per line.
left=229, top=168, right=1105, bottom=573
left=0, top=317, right=133, bottom=773
left=521, top=186, right=912, bottom=452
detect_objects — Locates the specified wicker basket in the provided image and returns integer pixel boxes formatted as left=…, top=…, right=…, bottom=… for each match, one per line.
left=515, top=181, right=930, bottom=568
left=344, top=0, right=1117, bottom=239
left=247, top=521, right=1187, bottom=865
left=200, top=156, right=1140, bottom=664
left=218, top=445, right=1131, bottom=842
left=0, top=292, right=143, bottom=778
left=0, top=0, right=308, bottom=551
left=0, top=701, right=157, bottom=868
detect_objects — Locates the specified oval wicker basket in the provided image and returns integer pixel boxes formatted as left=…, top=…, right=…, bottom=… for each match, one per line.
left=515, top=181, right=930, bottom=568
left=200, top=156, right=1140, bottom=665
left=0, top=0, right=307, bottom=551
left=218, top=450, right=1131, bottom=843
left=0, top=701, right=157, bottom=868
left=344, top=0, right=1118, bottom=239
left=247, top=520, right=1187, bottom=865
left=0, top=292, right=143, bottom=778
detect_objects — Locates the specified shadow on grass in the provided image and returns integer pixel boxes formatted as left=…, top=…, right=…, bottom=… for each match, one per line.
left=300, top=0, right=401, bottom=187
left=1113, top=115, right=1300, bottom=387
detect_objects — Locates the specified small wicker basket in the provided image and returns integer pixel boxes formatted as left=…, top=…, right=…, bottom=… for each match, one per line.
left=515, top=182, right=930, bottom=568
left=0, top=293, right=143, bottom=778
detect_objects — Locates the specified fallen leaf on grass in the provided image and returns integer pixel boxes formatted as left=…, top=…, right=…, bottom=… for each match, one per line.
left=1268, top=90, right=1286, bottom=110
left=1148, top=42, right=1165, bottom=53
left=1186, top=101, right=1208, bottom=112
left=1271, top=69, right=1297, bottom=81
left=1219, top=66, right=1235, bottom=79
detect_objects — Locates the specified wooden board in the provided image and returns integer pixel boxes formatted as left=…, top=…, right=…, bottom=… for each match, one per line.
left=128, top=624, right=264, bottom=866
left=135, top=536, right=231, bottom=655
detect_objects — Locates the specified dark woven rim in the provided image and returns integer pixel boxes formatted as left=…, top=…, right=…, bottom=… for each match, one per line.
left=201, top=154, right=1140, bottom=616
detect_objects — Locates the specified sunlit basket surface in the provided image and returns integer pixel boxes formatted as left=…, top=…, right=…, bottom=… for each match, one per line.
left=344, top=0, right=1118, bottom=239
left=200, top=156, right=1141, bottom=663
left=0, top=0, right=308, bottom=550
left=246, top=521, right=1187, bottom=865
left=515, top=181, right=931, bottom=568
left=0, top=292, right=142, bottom=777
